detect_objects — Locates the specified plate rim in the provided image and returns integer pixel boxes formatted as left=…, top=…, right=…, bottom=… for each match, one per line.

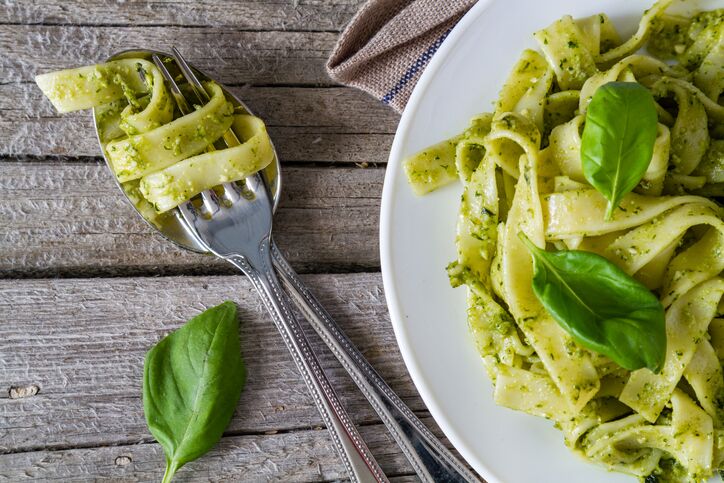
left=379, top=0, right=502, bottom=480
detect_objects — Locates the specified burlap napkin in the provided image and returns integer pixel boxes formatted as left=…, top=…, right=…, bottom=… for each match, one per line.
left=327, top=0, right=477, bottom=112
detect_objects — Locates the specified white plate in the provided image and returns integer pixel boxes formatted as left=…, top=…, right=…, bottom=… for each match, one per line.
left=380, top=1, right=693, bottom=481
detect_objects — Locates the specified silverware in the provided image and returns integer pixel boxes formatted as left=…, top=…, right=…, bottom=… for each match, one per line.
left=272, top=249, right=480, bottom=482
left=95, top=48, right=479, bottom=483
left=97, top=48, right=386, bottom=483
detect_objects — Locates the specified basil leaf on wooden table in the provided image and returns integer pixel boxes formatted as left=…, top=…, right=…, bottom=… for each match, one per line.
left=143, top=300, right=246, bottom=483
left=518, top=233, right=666, bottom=373
left=581, top=82, right=659, bottom=220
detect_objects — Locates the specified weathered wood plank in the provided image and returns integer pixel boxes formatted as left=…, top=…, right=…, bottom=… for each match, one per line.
left=0, top=162, right=383, bottom=277
left=1, top=25, right=338, bottom=85
left=1, top=0, right=365, bottom=31
left=0, top=420, right=447, bottom=481
left=0, top=83, right=397, bottom=162
left=0, top=274, right=433, bottom=453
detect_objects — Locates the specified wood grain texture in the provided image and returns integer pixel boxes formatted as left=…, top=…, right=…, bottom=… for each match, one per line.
left=1, top=25, right=339, bottom=85
left=0, top=274, right=439, bottom=455
left=0, top=83, right=397, bottom=162
left=0, top=162, right=384, bottom=277
left=0, top=420, right=450, bottom=481
left=0, top=1, right=474, bottom=480
left=1, top=0, right=365, bottom=31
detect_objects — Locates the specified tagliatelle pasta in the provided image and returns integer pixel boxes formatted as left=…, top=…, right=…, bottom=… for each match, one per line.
left=140, top=115, right=274, bottom=212
left=405, top=2, right=723, bottom=481
left=36, top=57, right=274, bottom=219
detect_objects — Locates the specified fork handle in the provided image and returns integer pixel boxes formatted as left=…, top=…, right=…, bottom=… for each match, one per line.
left=271, top=242, right=480, bottom=483
left=224, top=239, right=388, bottom=483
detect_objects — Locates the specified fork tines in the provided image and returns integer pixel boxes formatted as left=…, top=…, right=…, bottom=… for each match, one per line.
left=151, top=48, right=247, bottom=216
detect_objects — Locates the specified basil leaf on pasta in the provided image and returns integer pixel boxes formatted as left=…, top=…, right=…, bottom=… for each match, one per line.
left=519, top=233, right=666, bottom=373
left=581, top=82, right=659, bottom=220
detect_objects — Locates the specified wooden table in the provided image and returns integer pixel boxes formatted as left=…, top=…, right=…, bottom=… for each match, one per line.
left=0, top=1, right=466, bottom=481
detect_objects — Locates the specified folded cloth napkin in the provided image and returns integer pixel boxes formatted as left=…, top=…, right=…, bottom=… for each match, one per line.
left=327, top=0, right=477, bottom=112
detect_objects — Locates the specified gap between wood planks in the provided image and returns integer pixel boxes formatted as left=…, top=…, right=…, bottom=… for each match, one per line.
left=0, top=23, right=344, bottom=33
left=3, top=80, right=346, bottom=88
left=0, top=154, right=383, bottom=168
left=0, top=413, right=433, bottom=456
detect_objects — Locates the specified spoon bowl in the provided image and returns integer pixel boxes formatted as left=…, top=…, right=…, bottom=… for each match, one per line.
left=92, top=49, right=281, bottom=253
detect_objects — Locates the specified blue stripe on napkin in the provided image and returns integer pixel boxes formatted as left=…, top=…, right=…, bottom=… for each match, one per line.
left=381, top=27, right=453, bottom=106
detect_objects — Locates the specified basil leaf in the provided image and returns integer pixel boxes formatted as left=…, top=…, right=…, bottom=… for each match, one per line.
left=518, top=233, right=666, bottom=373
left=581, top=82, right=659, bottom=220
left=143, top=301, right=246, bottom=483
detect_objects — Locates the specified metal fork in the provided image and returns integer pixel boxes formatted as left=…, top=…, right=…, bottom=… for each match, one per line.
left=165, top=48, right=479, bottom=483
left=155, top=51, right=387, bottom=483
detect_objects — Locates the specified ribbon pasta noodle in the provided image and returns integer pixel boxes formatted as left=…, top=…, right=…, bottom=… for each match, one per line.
left=405, top=2, right=723, bottom=481
left=36, top=58, right=275, bottom=221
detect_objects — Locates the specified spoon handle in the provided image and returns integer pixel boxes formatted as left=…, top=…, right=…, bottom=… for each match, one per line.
left=271, top=242, right=480, bottom=483
left=225, top=240, right=388, bottom=483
